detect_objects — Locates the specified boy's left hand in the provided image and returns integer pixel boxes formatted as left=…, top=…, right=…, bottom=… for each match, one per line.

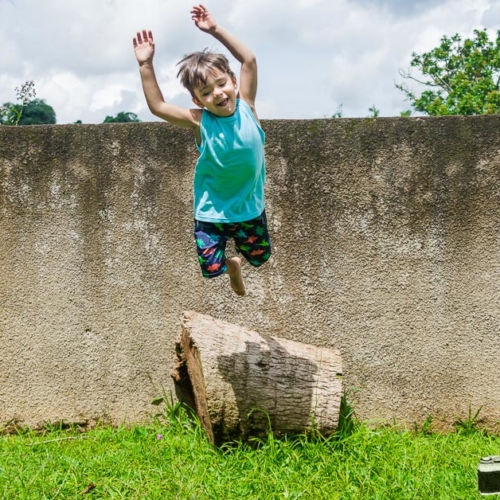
left=191, top=4, right=217, bottom=32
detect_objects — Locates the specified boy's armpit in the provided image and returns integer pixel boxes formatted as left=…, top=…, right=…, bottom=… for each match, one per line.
left=154, top=102, right=201, bottom=130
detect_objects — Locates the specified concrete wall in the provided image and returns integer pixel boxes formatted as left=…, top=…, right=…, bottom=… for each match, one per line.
left=2, top=116, right=500, bottom=430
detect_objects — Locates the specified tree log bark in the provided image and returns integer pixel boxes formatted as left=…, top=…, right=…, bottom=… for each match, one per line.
left=171, top=311, right=343, bottom=444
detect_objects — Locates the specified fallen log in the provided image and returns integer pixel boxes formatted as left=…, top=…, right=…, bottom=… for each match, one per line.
left=171, top=311, right=343, bottom=444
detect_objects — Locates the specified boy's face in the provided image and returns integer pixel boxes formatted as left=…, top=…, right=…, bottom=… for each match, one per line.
left=192, top=69, right=238, bottom=117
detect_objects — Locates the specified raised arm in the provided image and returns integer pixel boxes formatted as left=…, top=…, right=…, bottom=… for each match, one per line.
left=191, top=5, right=258, bottom=113
left=133, top=30, right=201, bottom=129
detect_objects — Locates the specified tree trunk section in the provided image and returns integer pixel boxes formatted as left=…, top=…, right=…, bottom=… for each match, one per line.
left=171, top=311, right=343, bottom=444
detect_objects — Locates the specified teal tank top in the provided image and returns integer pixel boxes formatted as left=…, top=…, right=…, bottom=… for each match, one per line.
left=194, top=99, right=266, bottom=223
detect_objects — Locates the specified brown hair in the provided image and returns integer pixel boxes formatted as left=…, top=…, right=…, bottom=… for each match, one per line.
left=176, top=49, right=235, bottom=97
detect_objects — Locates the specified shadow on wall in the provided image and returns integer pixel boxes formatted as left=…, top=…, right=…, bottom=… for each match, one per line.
left=217, top=336, right=319, bottom=442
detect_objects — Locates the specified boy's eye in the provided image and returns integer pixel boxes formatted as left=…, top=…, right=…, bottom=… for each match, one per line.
left=219, top=81, right=227, bottom=87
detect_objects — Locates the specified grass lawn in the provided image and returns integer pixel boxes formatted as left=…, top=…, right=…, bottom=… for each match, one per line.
left=1, top=403, right=500, bottom=499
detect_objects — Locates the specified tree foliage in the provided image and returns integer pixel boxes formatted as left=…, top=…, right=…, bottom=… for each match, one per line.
left=396, top=29, right=500, bottom=116
left=16, top=99, right=57, bottom=125
left=103, top=111, right=141, bottom=123
left=330, top=103, right=382, bottom=118
left=367, top=105, right=380, bottom=118
left=0, top=80, right=38, bottom=125
left=1, top=103, right=56, bottom=126
left=331, top=104, right=344, bottom=119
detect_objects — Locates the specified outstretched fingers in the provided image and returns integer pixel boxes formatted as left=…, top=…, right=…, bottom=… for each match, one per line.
left=133, top=29, right=153, bottom=48
left=190, top=6, right=203, bottom=22
left=190, top=4, right=205, bottom=15
left=190, top=4, right=216, bottom=30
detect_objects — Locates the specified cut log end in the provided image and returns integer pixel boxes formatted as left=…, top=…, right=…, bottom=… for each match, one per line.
left=171, top=311, right=343, bottom=444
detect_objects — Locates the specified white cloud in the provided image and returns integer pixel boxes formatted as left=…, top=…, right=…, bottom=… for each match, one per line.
left=0, top=0, right=498, bottom=123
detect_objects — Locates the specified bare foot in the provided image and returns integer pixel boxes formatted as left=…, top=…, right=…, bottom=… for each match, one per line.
left=225, top=257, right=245, bottom=296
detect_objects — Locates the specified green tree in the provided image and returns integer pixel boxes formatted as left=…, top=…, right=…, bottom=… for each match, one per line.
left=396, top=29, right=500, bottom=115
left=0, top=80, right=37, bottom=125
left=16, top=99, right=56, bottom=125
left=103, top=111, right=141, bottom=123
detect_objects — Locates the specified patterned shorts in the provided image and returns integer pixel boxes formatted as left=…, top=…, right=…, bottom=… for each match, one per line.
left=194, top=210, right=272, bottom=278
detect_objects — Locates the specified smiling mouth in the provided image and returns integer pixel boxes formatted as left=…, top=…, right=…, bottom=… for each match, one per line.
left=217, top=98, right=229, bottom=107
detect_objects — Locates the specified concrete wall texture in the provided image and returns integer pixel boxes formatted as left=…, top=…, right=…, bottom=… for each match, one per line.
left=1, top=116, right=500, bottom=430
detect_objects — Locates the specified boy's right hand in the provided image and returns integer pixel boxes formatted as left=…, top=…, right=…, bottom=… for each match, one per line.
left=133, top=30, right=155, bottom=65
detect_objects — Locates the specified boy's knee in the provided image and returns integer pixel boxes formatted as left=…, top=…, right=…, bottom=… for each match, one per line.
left=247, top=251, right=271, bottom=268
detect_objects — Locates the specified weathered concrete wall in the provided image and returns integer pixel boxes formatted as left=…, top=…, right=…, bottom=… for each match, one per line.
left=1, top=116, right=500, bottom=430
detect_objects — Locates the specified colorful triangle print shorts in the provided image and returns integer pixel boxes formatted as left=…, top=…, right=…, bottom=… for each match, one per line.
left=194, top=210, right=272, bottom=278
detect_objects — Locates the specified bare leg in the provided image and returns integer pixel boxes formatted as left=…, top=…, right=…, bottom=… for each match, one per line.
left=225, top=256, right=245, bottom=296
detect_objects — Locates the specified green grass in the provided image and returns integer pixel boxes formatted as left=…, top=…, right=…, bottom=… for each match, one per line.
left=1, top=405, right=499, bottom=499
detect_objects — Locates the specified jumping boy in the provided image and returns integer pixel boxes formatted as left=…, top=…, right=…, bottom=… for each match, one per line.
left=133, top=4, right=271, bottom=297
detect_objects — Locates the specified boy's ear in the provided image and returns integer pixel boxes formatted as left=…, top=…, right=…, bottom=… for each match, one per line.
left=192, top=96, right=204, bottom=108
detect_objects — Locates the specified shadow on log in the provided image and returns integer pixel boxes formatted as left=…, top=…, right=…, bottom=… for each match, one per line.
left=172, top=311, right=342, bottom=444
left=171, top=311, right=343, bottom=444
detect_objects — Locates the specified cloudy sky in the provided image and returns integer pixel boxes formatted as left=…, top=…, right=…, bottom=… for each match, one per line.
left=1, top=0, right=499, bottom=124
